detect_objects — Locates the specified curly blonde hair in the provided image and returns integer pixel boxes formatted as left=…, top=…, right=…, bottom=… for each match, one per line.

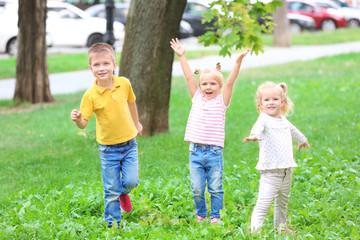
left=194, top=62, right=223, bottom=86
left=255, top=81, right=294, bottom=116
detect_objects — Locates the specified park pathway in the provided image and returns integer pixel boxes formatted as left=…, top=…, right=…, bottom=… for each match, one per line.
left=1, top=41, right=360, bottom=100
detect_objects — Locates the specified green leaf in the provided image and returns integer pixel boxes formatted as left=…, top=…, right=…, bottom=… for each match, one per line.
left=203, top=11, right=215, bottom=23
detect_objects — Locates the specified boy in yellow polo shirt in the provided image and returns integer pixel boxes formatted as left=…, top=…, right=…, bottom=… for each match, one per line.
left=70, top=43, right=142, bottom=229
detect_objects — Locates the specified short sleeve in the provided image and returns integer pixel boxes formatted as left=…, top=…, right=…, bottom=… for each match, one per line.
left=191, top=89, right=201, bottom=103
left=80, top=91, right=94, bottom=121
left=125, top=78, right=136, bottom=102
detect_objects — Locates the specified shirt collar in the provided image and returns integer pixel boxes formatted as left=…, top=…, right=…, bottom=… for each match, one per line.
left=92, top=76, right=120, bottom=94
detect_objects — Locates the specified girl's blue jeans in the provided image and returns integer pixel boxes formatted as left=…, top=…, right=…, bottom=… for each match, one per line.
left=98, top=138, right=139, bottom=227
left=189, top=142, right=224, bottom=219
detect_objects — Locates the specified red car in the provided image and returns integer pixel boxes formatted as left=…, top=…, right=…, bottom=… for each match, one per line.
left=288, top=0, right=347, bottom=31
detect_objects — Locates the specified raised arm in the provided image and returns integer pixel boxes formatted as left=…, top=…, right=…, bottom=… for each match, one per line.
left=170, top=38, right=197, bottom=97
left=223, top=49, right=250, bottom=106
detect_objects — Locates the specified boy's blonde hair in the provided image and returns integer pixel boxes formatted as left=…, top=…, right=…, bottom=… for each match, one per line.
left=194, top=62, right=223, bottom=86
left=255, top=81, right=294, bottom=116
left=88, top=42, right=116, bottom=64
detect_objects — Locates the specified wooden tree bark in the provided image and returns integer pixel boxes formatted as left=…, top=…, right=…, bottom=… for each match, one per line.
left=273, top=0, right=291, bottom=47
left=14, top=0, right=54, bottom=103
left=119, top=0, right=186, bottom=136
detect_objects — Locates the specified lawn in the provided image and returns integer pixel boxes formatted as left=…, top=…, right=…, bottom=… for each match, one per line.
left=0, top=50, right=359, bottom=239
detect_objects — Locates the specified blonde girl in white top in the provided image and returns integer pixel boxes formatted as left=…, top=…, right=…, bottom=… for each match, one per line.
left=243, top=81, right=309, bottom=235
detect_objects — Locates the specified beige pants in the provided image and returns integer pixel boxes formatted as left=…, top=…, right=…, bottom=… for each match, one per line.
left=251, top=168, right=292, bottom=233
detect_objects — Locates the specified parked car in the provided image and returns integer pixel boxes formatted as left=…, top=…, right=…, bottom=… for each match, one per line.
left=0, top=1, right=20, bottom=55
left=328, top=0, right=350, bottom=7
left=288, top=13, right=316, bottom=33
left=85, top=3, right=194, bottom=39
left=85, top=3, right=129, bottom=26
left=46, top=2, right=125, bottom=47
left=312, top=0, right=360, bottom=27
left=0, top=1, right=125, bottom=55
left=258, top=13, right=315, bottom=34
left=182, top=0, right=216, bottom=36
left=288, top=0, right=347, bottom=31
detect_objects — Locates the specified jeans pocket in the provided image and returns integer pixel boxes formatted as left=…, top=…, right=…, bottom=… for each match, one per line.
left=210, top=146, right=223, bottom=155
left=99, top=144, right=110, bottom=153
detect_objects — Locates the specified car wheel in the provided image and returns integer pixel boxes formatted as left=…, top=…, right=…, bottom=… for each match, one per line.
left=7, top=37, right=17, bottom=56
left=348, top=19, right=360, bottom=28
left=87, top=33, right=104, bottom=47
left=290, top=22, right=302, bottom=35
left=321, top=19, right=336, bottom=32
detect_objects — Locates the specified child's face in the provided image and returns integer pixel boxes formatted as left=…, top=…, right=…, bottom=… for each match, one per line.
left=199, top=75, right=222, bottom=100
left=89, top=54, right=116, bottom=82
left=260, top=88, right=284, bottom=118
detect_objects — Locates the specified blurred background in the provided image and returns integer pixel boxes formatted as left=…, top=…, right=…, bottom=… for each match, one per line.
left=1, top=0, right=359, bottom=57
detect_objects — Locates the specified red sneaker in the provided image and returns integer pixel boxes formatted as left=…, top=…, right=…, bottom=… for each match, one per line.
left=119, top=194, right=132, bottom=212
left=210, top=218, right=219, bottom=224
left=197, top=216, right=207, bottom=224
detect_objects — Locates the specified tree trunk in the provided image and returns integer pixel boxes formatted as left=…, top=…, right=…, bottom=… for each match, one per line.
left=273, top=0, right=291, bottom=47
left=119, top=0, right=186, bottom=136
left=14, top=0, right=54, bottom=103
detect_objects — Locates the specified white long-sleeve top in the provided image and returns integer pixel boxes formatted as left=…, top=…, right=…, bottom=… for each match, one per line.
left=250, top=113, right=307, bottom=170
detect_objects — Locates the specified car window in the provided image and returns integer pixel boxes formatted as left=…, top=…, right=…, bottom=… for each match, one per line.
left=116, top=7, right=128, bottom=18
left=316, top=2, right=331, bottom=8
left=48, top=7, right=81, bottom=19
left=93, top=7, right=127, bottom=19
left=289, top=2, right=313, bottom=11
left=316, top=2, right=339, bottom=9
left=95, top=9, right=106, bottom=18
left=185, top=3, right=208, bottom=17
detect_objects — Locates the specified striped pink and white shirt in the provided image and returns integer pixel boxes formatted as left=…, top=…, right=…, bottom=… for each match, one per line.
left=185, top=89, right=229, bottom=148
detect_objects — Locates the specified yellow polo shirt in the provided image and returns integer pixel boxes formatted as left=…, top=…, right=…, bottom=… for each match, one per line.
left=80, top=76, right=138, bottom=145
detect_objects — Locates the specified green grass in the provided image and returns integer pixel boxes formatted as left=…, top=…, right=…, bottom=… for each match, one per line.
left=0, top=51, right=359, bottom=239
left=261, top=27, right=360, bottom=46
left=1, top=28, right=359, bottom=80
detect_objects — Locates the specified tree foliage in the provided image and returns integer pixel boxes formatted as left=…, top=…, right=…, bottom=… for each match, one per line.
left=199, top=0, right=282, bottom=56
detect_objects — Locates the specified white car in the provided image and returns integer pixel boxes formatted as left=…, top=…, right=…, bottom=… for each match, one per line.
left=0, top=1, right=19, bottom=55
left=0, top=1, right=125, bottom=55
left=313, top=0, right=360, bottom=27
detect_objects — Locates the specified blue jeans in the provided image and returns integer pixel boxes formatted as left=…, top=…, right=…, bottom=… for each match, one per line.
left=189, top=142, right=224, bottom=219
left=99, top=138, right=139, bottom=227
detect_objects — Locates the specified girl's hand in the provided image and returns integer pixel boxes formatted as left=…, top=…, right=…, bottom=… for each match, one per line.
left=236, top=49, right=250, bottom=64
left=170, top=38, right=185, bottom=57
left=71, top=109, right=82, bottom=123
left=298, top=141, right=310, bottom=151
left=243, top=134, right=262, bottom=143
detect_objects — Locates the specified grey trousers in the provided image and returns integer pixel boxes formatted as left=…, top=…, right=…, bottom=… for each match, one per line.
left=251, top=168, right=292, bottom=233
